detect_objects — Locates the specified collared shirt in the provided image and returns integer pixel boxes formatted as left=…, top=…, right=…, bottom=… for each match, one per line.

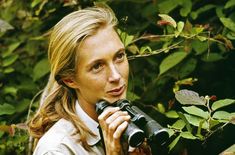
left=33, top=100, right=105, bottom=155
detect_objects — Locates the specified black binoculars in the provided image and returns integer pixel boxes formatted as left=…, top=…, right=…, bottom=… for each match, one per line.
left=96, top=99, right=169, bottom=148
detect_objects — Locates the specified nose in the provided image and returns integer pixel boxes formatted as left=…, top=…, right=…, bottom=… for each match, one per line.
left=108, top=64, right=121, bottom=83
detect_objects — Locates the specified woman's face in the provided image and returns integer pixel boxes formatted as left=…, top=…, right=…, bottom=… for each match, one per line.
left=73, top=26, right=129, bottom=106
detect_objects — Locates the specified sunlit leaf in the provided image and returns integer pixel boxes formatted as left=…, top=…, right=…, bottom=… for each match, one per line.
left=212, top=111, right=235, bottom=121
left=211, top=99, right=235, bottom=111
left=225, top=0, right=235, bottom=9
left=220, top=17, right=235, bottom=32
left=166, top=128, right=175, bottom=137
left=0, top=104, right=16, bottom=115
left=0, top=19, right=14, bottom=33
left=180, top=131, right=197, bottom=139
left=2, top=42, right=21, bottom=58
left=139, top=46, right=152, bottom=54
left=182, top=106, right=209, bottom=119
left=169, top=135, right=181, bottom=151
left=33, top=58, right=50, bottom=81
left=159, top=14, right=177, bottom=28
left=184, top=114, right=209, bottom=129
left=178, top=112, right=192, bottom=132
left=2, top=54, right=19, bottom=67
left=175, top=89, right=206, bottom=105
left=3, top=67, right=15, bottom=74
left=209, top=119, right=220, bottom=129
left=165, top=110, right=179, bottom=118
left=175, top=21, right=184, bottom=37
left=3, top=87, right=18, bottom=96
left=159, top=51, right=187, bottom=75
left=171, top=119, right=185, bottom=130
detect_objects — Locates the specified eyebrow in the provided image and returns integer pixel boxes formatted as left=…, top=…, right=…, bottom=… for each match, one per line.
left=86, top=48, right=126, bottom=69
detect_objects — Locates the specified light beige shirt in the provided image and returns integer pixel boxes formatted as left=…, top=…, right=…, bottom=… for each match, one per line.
left=33, top=101, right=105, bottom=155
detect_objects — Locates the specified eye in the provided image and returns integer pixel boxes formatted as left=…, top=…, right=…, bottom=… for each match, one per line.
left=91, top=62, right=103, bottom=73
left=115, top=52, right=126, bottom=62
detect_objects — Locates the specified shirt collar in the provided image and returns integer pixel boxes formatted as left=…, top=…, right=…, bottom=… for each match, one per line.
left=75, top=100, right=101, bottom=146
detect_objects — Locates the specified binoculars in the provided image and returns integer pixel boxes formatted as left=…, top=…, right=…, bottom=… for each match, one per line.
left=96, top=99, right=169, bottom=148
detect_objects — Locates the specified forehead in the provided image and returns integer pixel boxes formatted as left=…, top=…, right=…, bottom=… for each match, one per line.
left=77, top=26, right=124, bottom=65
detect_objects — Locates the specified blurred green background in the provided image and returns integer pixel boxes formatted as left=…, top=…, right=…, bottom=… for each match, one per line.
left=0, top=0, right=234, bottom=154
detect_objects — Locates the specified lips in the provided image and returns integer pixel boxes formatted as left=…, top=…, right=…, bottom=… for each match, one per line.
left=107, top=85, right=125, bottom=96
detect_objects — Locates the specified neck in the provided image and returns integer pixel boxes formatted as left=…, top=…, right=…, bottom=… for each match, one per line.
left=77, top=97, right=99, bottom=122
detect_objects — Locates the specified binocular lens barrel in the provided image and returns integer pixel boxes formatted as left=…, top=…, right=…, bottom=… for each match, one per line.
left=132, top=106, right=169, bottom=145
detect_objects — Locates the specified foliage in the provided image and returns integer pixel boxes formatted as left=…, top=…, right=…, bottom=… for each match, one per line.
left=166, top=89, right=235, bottom=151
left=0, top=0, right=235, bottom=154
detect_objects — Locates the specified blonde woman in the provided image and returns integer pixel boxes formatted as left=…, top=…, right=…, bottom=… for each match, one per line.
left=28, top=5, right=151, bottom=155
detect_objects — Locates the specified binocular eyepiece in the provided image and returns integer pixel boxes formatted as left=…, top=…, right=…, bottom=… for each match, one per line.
left=96, top=99, right=169, bottom=148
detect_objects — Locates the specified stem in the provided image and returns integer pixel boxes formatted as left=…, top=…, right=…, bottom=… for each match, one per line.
left=127, top=41, right=183, bottom=60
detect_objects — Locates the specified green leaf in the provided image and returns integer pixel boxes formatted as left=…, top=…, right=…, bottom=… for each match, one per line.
left=139, top=46, right=152, bottom=54
left=178, top=58, right=197, bottom=78
left=184, top=114, right=209, bottom=129
left=216, top=7, right=225, bottom=18
left=158, top=0, right=182, bottom=14
left=33, top=58, right=50, bottom=81
left=180, top=131, right=197, bottom=139
left=211, top=99, right=235, bottom=111
left=190, top=4, right=216, bottom=20
left=209, top=119, right=220, bottom=129
left=178, top=112, right=192, bottom=132
left=192, top=39, right=208, bottom=55
left=220, top=17, right=235, bottom=32
left=159, top=51, right=187, bottom=75
left=31, top=0, right=43, bottom=8
left=0, top=19, right=14, bottom=33
left=175, top=89, right=206, bottom=106
left=180, top=0, right=192, bottom=17
left=166, top=128, right=175, bottom=137
left=127, top=91, right=140, bottom=101
left=2, top=42, right=21, bottom=58
left=117, top=29, right=134, bottom=47
left=165, top=110, right=179, bottom=118
left=169, top=135, right=181, bottom=151
left=175, top=21, right=184, bottom=37
left=3, top=67, right=15, bottom=74
left=201, top=53, right=224, bottom=62
left=15, top=99, right=30, bottom=113
left=158, top=14, right=177, bottom=28
left=171, top=119, right=185, bottom=130
left=225, top=0, right=235, bottom=9
left=0, top=104, right=16, bottom=115
left=182, top=106, right=209, bottom=119
left=3, top=86, right=18, bottom=96
left=2, top=54, right=19, bottom=67
left=212, top=111, right=235, bottom=121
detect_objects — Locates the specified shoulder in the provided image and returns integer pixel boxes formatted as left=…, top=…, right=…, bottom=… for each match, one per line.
left=33, top=119, right=79, bottom=155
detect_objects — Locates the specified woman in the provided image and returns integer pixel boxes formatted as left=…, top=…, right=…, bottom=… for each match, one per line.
left=29, top=5, right=151, bottom=155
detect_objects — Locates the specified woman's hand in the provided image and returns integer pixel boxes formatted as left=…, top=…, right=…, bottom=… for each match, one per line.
left=98, top=106, right=131, bottom=155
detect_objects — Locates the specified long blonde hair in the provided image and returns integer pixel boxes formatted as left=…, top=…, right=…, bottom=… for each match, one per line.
left=28, top=5, right=118, bottom=151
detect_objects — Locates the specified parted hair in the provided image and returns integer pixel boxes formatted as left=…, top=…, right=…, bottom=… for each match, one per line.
left=28, top=5, right=118, bottom=151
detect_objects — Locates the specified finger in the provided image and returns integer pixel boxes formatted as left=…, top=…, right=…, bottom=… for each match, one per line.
left=106, top=111, right=128, bottom=124
left=113, top=121, right=128, bottom=139
left=109, top=115, right=130, bottom=134
left=98, top=107, right=120, bottom=123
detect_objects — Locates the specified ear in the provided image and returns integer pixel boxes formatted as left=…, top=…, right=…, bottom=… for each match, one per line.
left=62, top=78, right=79, bottom=89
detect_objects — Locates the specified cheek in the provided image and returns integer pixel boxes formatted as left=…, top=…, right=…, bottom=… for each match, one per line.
left=121, top=61, right=129, bottom=80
